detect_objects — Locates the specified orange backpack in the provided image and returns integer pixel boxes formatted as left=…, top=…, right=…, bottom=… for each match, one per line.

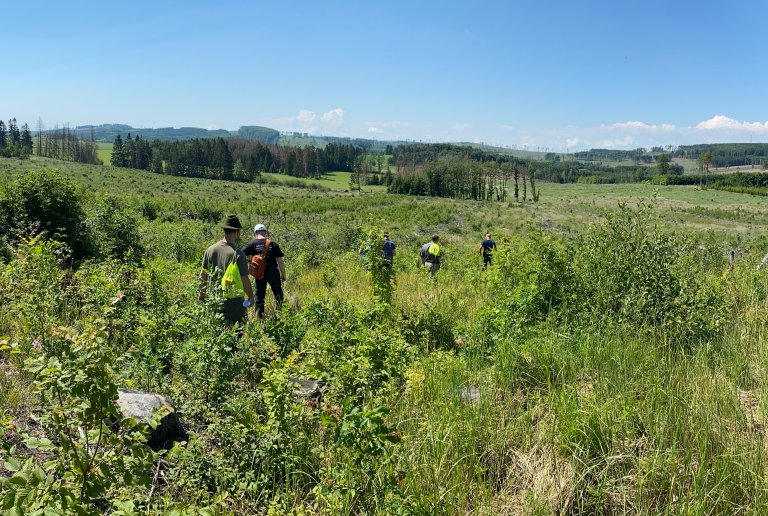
left=248, top=239, right=271, bottom=280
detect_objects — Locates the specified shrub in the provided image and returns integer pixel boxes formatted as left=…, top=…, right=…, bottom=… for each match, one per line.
left=1, top=323, right=160, bottom=513
left=1, top=169, right=90, bottom=258
left=572, top=200, right=729, bottom=343
left=87, top=196, right=144, bottom=263
left=481, top=231, right=573, bottom=339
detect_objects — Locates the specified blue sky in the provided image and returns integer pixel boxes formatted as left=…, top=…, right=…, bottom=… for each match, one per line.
left=3, top=0, right=768, bottom=150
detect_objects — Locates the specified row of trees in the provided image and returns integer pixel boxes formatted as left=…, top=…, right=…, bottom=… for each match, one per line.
left=109, top=135, right=366, bottom=182
left=38, top=125, right=100, bottom=165
left=348, top=155, right=395, bottom=191
left=388, top=158, right=539, bottom=202
left=111, top=134, right=152, bottom=169
left=0, top=118, right=33, bottom=158
left=574, top=148, right=655, bottom=164
left=675, top=143, right=768, bottom=168
left=388, top=144, right=687, bottom=200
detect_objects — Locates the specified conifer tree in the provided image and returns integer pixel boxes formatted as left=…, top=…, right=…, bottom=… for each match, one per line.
left=0, top=120, right=6, bottom=150
left=20, top=124, right=33, bottom=155
left=124, top=134, right=135, bottom=168
left=111, top=135, right=124, bottom=167
left=8, top=118, right=20, bottom=148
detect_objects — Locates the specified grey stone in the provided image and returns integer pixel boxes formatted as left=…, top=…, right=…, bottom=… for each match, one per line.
left=459, top=386, right=480, bottom=404
left=289, top=377, right=323, bottom=399
left=117, top=388, right=187, bottom=450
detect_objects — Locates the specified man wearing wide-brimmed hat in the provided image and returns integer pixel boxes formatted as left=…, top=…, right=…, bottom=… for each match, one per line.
left=199, top=214, right=255, bottom=326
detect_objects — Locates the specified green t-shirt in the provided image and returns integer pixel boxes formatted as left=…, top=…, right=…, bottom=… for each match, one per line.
left=202, top=239, right=249, bottom=282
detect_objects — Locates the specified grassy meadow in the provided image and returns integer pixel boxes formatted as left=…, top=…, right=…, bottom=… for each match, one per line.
left=97, top=141, right=113, bottom=165
left=2, top=156, right=768, bottom=513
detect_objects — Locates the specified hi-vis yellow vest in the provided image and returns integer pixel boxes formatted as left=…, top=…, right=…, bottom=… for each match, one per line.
left=221, top=260, right=245, bottom=299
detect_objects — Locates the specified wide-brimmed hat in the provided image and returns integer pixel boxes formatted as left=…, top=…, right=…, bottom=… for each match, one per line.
left=221, top=214, right=243, bottom=230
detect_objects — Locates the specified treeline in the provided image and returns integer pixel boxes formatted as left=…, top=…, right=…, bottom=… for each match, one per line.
left=108, top=135, right=366, bottom=181
left=389, top=158, right=544, bottom=201
left=38, top=125, right=100, bottom=165
left=228, top=140, right=364, bottom=177
left=390, top=159, right=508, bottom=200
left=573, top=148, right=655, bottom=163
left=0, top=118, right=33, bottom=158
left=388, top=144, right=682, bottom=200
left=392, top=143, right=492, bottom=167
left=653, top=172, right=768, bottom=191
left=112, top=135, right=234, bottom=180
left=674, top=144, right=768, bottom=168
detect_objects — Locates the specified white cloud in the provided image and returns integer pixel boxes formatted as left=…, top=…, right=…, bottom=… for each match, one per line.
left=321, top=108, right=345, bottom=124
left=296, top=109, right=316, bottom=124
left=452, top=123, right=471, bottom=131
left=695, top=115, right=768, bottom=132
left=599, top=136, right=636, bottom=149
left=364, top=120, right=409, bottom=138
left=274, top=107, right=348, bottom=134
left=566, top=137, right=580, bottom=148
left=601, top=121, right=676, bottom=132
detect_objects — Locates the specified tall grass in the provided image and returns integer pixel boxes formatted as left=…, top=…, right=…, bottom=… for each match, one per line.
left=3, top=161, right=768, bottom=513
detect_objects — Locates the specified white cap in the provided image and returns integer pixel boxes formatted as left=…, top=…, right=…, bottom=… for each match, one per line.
left=253, top=223, right=267, bottom=233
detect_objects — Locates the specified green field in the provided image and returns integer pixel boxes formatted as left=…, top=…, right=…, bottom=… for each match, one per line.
left=3, top=156, right=768, bottom=513
left=97, top=141, right=113, bottom=164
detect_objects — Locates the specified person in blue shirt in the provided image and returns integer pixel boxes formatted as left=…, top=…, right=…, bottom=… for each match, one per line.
left=479, top=233, right=497, bottom=269
left=381, top=232, right=396, bottom=267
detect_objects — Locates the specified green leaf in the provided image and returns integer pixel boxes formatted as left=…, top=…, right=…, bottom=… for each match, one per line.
left=3, top=456, right=20, bottom=472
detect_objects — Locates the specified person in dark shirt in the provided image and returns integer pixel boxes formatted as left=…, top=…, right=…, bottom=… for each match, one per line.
left=242, top=223, right=286, bottom=318
left=479, top=233, right=497, bottom=268
left=381, top=232, right=396, bottom=267
left=420, top=235, right=442, bottom=274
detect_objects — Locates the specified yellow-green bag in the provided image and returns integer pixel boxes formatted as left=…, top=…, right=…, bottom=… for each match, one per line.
left=221, top=259, right=245, bottom=299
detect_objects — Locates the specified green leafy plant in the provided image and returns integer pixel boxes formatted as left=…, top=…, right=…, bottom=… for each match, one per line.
left=1, top=323, right=162, bottom=513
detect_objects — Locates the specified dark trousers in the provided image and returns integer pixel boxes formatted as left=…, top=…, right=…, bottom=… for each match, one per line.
left=256, top=267, right=284, bottom=317
left=483, top=255, right=492, bottom=268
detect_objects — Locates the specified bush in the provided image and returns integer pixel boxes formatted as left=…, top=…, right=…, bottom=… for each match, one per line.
left=481, top=201, right=729, bottom=346
left=482, top=231, right=573, bottom=339
left=1, top=323, right=161, bottom=513
left=1, top=169, right=90, bottom=258
left=572, top=200, right=729, bottom=343
left=87, top=196, right=144, bottom=263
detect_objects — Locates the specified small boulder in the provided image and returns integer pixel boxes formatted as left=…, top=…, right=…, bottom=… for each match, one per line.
left=289, top=377, right=324, bottom=400
left=459, top=386, right=480, bottom=405
left=117, top=388, right=187, bottom=450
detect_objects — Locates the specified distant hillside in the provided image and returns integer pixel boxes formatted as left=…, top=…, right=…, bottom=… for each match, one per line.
left=69, top=123, right=536, bottom=156
left=68, top=123, right=676, bottom=161
left=72, top=124, right=232, bottom=142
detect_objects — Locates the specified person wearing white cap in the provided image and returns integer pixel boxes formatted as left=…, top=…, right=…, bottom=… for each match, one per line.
left=242, top=223, right=286, bottom=317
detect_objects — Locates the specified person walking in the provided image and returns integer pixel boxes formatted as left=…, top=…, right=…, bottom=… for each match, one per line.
left=199, top=214, right=255, bottom=326
left=479, top=233, right=497, bottom=268
left=382, top=232, right=396, bottom=267
left=420, top=234, right=442, bottom=274
left=243, top=223, right=286, bottom=318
